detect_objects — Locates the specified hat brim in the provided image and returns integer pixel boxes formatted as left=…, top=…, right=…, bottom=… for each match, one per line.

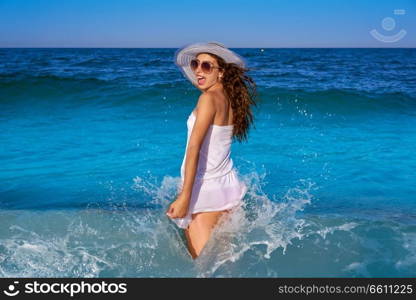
left=174, top=41, right=246, bottom=86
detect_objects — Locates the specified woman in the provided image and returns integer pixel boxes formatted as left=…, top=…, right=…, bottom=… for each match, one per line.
left=166, top=42, right=257, bottom=259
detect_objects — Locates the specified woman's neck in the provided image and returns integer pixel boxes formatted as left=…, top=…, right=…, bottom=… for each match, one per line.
left=204, top=81, right=223, bottom=93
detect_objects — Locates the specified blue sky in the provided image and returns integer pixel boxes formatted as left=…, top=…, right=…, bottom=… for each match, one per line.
left=0, top=0, right=414, bottom=47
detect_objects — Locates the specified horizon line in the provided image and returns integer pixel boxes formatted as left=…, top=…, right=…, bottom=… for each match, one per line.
left=1, top=46, right=415, bottom=49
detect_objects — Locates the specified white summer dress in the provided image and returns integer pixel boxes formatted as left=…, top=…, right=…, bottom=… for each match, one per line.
left=169, top=110, right=248, bottom=229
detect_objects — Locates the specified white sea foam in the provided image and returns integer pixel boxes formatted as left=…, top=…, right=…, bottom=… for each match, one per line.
left=0, top=172, right=414, bottom=277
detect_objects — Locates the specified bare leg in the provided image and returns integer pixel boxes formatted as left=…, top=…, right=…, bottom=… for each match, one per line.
left=184, top=210, right=229, bottom=259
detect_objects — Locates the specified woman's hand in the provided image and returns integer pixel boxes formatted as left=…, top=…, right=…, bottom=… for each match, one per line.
left=166, top=193, right=190, bottom=219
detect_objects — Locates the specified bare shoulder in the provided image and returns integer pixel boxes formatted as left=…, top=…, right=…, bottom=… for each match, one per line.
left=196, top=92, right=216, bottom=115
left=197, top=91, right=216, bottom=104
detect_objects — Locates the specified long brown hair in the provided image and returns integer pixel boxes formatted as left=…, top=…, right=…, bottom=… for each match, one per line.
left=199, top=52, right=258, bottom=143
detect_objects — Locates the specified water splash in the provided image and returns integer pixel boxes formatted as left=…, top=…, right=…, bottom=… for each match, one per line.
left=193, top=176, right=316, bottom=277
left=0, top=172, right=414, bottom=277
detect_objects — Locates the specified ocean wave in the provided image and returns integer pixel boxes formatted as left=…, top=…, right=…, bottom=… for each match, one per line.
left=0, top=74, right=114, bottom=102
left=260, top=87, right=416, bottom=114
left=0, top=73, right=110, bottom=86
left=1, top=71, right=414, bottom=115
left=0, top=174, right=414, bottom=277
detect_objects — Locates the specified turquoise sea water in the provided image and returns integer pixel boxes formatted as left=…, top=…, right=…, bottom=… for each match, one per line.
left=0, top=48, right=415, bottom=277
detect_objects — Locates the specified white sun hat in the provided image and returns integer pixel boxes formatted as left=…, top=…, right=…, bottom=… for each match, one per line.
left=174, top=41, right=246, bottom=86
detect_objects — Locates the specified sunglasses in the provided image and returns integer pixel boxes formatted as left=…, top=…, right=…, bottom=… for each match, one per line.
left=190, top=59, right=222, bottom=74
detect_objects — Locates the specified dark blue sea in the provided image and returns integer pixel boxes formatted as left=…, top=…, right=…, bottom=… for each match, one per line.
left=0, top=48, right=415, bottom=277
